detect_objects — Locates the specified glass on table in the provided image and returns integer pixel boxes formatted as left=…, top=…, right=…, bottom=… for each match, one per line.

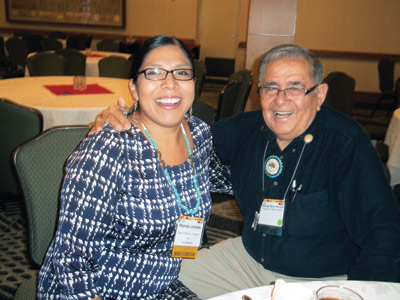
left=316, top=285, right=364, bottom=300
left=73, top=76, right=86, bottom=91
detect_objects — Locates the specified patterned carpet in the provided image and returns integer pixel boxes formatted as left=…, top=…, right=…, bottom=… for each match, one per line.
left=0, top=194, right=243, bottom=300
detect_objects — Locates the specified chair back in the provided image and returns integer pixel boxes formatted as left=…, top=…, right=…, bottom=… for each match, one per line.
left=67, top=34, right=92, bottom=50
left=0, top=99, right=43, bottom=197
left=48, top=31, right=66, bottom=40
left=55, top=48, right=86, bottom=76
left=215, top=69, right=253, bottom=121
left=40, top=38, right=63, bottom=51
left=13, top=126, right=90, bottom=267
left=378, top=59, right=395, bottom=92
left=194, top=59, right=206, bottom=102
left=27, top=52, right=65, bottom=76
left=22, top=34, right=44, bottom=53
left=323, top=71, right=355, bottom=116
left=98, top=55, right=132, bottom=78
left=5, top=37, right=28, bottom=72
left=192, top=102, right=215, bottom=125
left=96, top=39, right=120, bottom=52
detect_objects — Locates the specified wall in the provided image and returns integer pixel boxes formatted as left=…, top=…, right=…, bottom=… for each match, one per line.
left=0, top=0, right=198, bottom=40
left=295, top=0, right=400, bottom=93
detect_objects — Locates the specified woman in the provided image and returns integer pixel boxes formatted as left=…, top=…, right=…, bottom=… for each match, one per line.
left=37, top=35, right=218, bottom=300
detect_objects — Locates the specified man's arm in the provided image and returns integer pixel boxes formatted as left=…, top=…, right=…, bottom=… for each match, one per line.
left=91, top=97, right=131, bottom=133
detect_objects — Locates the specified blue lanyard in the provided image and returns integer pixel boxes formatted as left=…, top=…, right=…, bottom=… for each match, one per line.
left=142, top=122, right=202, bottom=215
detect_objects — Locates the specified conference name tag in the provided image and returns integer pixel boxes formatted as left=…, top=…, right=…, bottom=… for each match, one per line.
left=258, top=198, right=285, bottom=228
left=172, top=216, right=205, bottom=259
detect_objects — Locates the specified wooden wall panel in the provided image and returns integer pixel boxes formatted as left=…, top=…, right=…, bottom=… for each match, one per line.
left=245, top=0, right=298, bottom=111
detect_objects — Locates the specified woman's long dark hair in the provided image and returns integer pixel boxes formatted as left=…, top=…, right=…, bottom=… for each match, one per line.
left=130, top=35, right=194, bottom=82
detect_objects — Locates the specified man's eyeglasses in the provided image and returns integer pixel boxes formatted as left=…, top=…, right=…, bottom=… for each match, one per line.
left=258, top=84, right=319, bottom=98
left=137, top=68, right=194, bottom=81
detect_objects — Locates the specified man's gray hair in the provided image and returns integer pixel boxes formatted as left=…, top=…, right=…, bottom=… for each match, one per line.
left=258, top=44, right=323, bottom=84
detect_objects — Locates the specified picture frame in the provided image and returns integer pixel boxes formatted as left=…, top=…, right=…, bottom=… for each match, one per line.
left=5, top=0, right=125, bottom=28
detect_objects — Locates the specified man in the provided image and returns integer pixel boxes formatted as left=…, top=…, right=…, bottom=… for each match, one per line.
left=96, top=45, right=400, bottom=299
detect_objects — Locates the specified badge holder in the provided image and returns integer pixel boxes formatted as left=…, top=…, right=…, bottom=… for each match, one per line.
left=172, top=216, right=205, bottom=259
left=252, top=198, right=285, bottom=236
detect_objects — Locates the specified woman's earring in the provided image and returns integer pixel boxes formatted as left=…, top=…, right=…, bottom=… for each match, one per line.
left=131, top=99, right=139, bottom=123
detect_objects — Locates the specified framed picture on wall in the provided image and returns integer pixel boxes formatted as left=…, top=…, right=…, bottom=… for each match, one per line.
left=5, top=0, right=125, bottom=28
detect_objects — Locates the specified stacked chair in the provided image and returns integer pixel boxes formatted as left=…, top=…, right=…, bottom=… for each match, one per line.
left=13, top=126, right=90, bottom=300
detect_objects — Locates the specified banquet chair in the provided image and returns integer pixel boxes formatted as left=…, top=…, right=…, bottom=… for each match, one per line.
left=22, top=34, right=44, bottom=53
left=40, top=37, right=63, bottom=51
left=192, top=102, right=215, bottom=125
left=96, top=39, right=120, bottom=52
left=0, top=35, right=9, bottom=78
left=48, top=31, right=67, bottom=40
left=66, top=34, right=92, bottom=50
left=370, top=59, right=397, bottom=117
left=55, top=48, right=86, bottom=76
left=98, top=55, right=132, bottom=79
left=26, top=52, right=66, bottom=76
left=13, top=126, right=90, bottom=300
left=323, top=71, right=356, bottom=116
left=215, top=69, right=253, bottom=121
left=194, top=59, right=206, bottom=102
left=5, top=37, right=28, bottom=77
left=13, top=30, right=31, bottom=38
left=0, top=99, right=43, bottom=212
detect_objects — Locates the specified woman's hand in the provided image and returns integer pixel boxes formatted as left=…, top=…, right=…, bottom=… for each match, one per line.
left=91, top=97, right=132, bottom=134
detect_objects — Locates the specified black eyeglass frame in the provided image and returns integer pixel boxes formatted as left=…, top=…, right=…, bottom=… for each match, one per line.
left=137, top=68, right=195, bottom=81
left=258, top=84, right=319, bottom=98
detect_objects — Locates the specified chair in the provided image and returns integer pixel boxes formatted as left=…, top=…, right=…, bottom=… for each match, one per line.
left=26, top=52, right=65, bottom=76
left=192, top=102, right=215, bottom=125
left=12, top=126, right=90, bottom=300
left=0, top=99, right=43, bottom=209
left=0, top=35, right=10, bottom=78
left=194, top=59, right=206, bottom=102
left=119, top=41, right=141, bottom=55
left=55, top=48, right=86, bottom=76
left=48, top=31, right=67, bottom=40
left=98, top=55, right=132, bottom=79
left=323, top=71, right=356, bottom=116
left=13, top=30, right=31, bottom=38
left=370, top=59, right=397, bottom=117
left=96, top=39, right=120, bottom=52
left=40, top=37, right=63, bottom=51
left=22, top=34, right=44, bottom=53
left=66, top=34, right=92, bottom=50
left=214, top=69, right=253, bottom=121
left=5, top=37, right=28, bottom=77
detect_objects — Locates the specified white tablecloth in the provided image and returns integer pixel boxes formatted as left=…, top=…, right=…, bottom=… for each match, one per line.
left=384, top=108, right=400, bottom=185
left=25, top=50, right=131, bottom=77
left=208, top=280, right=400, bottom=300
left=0, top=76, right=133, bottom=130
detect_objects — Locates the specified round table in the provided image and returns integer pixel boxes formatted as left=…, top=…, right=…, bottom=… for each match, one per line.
left=384, top=108, right=400, bottom=185
left=207, top=280, right=400, bottom=300
left=0, top=76, right=133, bottom=130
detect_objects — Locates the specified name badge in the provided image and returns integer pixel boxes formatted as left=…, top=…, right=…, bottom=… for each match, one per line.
left=258, top=198, right=285, bottom=228
left=172, top=216, right=205, bottom=259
